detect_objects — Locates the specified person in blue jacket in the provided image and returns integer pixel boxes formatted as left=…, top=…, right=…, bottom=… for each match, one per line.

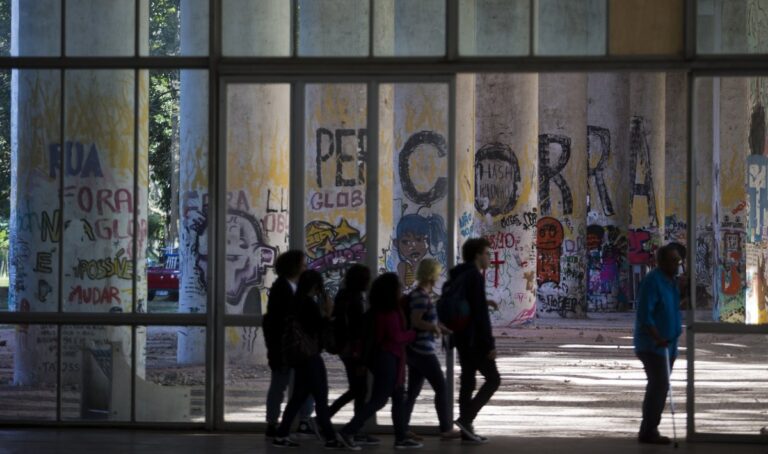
left=634, top=244, right=683, bottom=445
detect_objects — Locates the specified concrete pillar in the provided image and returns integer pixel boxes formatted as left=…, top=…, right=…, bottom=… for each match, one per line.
left=586, top=73, right=630, bottom=312
left=11, top=1, right=148, bottom=418
left=717, top=77, right=750, bottom=323
left=455, top=73, right=476, bottom=251
left=628, top=73, right=665, bottom=286
left=177, top=0, right=210, bottom=364
left=537, top=73, right=588, bottom=318
left=474, top=74, right=538, bottom=325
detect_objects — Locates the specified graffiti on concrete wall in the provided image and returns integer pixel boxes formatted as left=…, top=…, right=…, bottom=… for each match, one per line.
left=586, top=224, right=628, bottom=312
left=587, top=125, right=614, bottom=217
left=474, top=142, right=521, bottom=216
left=306, top=219, right=366, bottom=296
left=538, top=134, right=573, bottom=216
left=629, top=116, right=659, bottom=228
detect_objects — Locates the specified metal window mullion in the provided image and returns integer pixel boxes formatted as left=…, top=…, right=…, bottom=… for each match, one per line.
left=289, top=82, right=306, bottom=252
left=207, top=0, right=222, bottom=431
left=292, top=0, right=299, bottom=57
left=368, top=0, right=374, bottom=57
left=447, top=0, right=458, bottom=60
left=213, top=75, right=228, bottom=429
left=685, top=0, right=697, bottom=59
left=56, top=0, right=67, bottom=424
left=529, top=0, right=536, bottom=56
left=365, top=81, right=379, bottom=279
left=445, top=75, right=457, bottom=423
left=685, top=70, right=696, bottom=440
left=604, top=0, right=610, bottom=56
left=131, top=66, right=140, bottom=423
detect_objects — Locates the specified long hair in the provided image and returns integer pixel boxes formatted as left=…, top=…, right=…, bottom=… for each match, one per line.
left=343, top=264, right=371, bottom=293
left=368, top=273, right=402, bottom=313
left=395, top=213, right=447, bottom=261
left=295, top=269, right=324, bottom=302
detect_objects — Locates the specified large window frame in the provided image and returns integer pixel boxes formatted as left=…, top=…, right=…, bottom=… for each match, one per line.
left=0, top=0, right=765, bottom=443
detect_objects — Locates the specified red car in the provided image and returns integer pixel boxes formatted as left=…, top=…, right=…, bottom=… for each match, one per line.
left=147, top=252, right=179, bottom=301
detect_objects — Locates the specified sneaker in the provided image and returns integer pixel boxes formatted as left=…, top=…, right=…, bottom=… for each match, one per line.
left=454, top=420, right=478, bottom=440
left=461, top=433, right=488, bottom=444
left=405, top=431, right=423, bottom=441
left=297, top=419, right=320, bottom=440
left=336, top=432, right=362, bottom=451
left=325, top=439, right=346, bottom=450
left=394, top=439, right=423, bottom=450
left=272, top=437, right=300, bottom=448
left=265, top=424, right=278, bottom=439
left=440, top=429, right=461, bottom=440
left=354, top=434, right=381, bottom=446
left=638, top=433, right=671, bottom=445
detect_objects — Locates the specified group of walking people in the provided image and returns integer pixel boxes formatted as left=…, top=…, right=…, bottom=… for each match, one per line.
left=262, top=237, right=685, bottom=449
left=262, top=239, right=500, bottom=450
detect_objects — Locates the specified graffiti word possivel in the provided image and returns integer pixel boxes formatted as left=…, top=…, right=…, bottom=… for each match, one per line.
left=73, top=248, right=133, bottom=281
left=68, top=285, right=121, bottom=305
left=309, top=189, right=364, bottom=211
left=316, top=128, right=367, bottom=188
left=536, top=217, right=564, bottom=285
left=539, top=134, right=573, bottom=216
left=49, top=142, right=104, bottom=178
left=474, top=143, right=521, bottom=216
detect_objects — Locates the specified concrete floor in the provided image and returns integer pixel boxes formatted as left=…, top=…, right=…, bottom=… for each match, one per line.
left=0, top=430, right=766, bottom=454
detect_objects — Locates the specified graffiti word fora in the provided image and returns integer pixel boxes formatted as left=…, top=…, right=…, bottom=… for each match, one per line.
left=73, top=248, right=133, bottom=281
left=309, top=188, right=364, bottom=211
left=629, top=117, right=659, bottom=227
left=68, top=285, right=121, bottom=305
left=536, top=217, right=564, bottom=285
left=539, top=134, right=573, bottom=216
left=399, top=131, right=448, bottom=206
left=316, top=128, right=367, bottom=188
left=66, top=186, right=133, bottom=215
left=474, top=143, right=521, bottom=216
left=49, top=142, right=104, bottom=178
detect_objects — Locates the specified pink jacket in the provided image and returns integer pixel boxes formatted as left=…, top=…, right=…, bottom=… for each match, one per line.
left=375, top=310, right=416, bottom=385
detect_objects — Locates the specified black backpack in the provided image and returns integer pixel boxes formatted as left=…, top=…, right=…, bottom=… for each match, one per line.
left=282, top=314, right=319, bottom=366
left=359, top=310, right=379, bottom=369
left=437, top=268, right=472, bottom=333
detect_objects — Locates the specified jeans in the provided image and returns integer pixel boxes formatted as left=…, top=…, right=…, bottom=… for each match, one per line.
left=457, top=347, right=500, bottom=426
left=404, top=350, right=452, bottom=433
left=637, top=351, right=676, bottom=437
left=329, top=357, right=368, bottom=417
left=276, top=355, right=334, bottom=440
left=342, top=351, right=407, bottom=442
left=266, top=367, right=314, bottom=425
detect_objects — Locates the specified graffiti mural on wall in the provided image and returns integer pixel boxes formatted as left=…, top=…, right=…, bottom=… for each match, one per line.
left=629, top=116, right=659, bottom=228
left=306, top=219, right=366, bottom=296
left=536, top=217, right=564, bottom=286
left=538, top=134, right=573, bottom=216
left=717, top=216, right=746, bottom=323
left=474, top=143, right=521, bottom=216
left=587, top=125, right=614, bottom=217
left=748, top=154, right=768, bottom=242
left=586, top=225, right=628, bottom=312
left=393, top=213, right=446, bottom=289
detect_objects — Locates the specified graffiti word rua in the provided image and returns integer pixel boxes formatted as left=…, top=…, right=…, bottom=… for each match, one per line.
left=49, top=142, right=104, bottom=178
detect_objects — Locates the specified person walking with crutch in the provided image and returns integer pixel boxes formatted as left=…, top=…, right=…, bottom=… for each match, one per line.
left=633, top=244, right=684, bottom=445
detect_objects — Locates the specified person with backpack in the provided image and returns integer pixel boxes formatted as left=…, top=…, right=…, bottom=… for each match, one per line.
left=272, top=270, right=342, bottom=449
left=402, top=258, right=460, bottom=440
left=337, top=273, right=420, bottom=451
left=327, top=264, right=380, bottom=446
left=262, top=251, right=316, bottom=439
left=446, top=238, right=500, bottom=443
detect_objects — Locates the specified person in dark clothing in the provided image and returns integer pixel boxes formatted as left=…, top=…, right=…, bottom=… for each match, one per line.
left=273, top=270, right=342, bottom=449
left=327, top=265, right=379, bottom=446
left=634, top=245, right=683, bottom=445
left=262, top=251, right=315, bottom=439
left=452, top=238, right=500, bottom=444
left=403, top=258, right=460, bottom=440
left=668, top=241, right=689, bottom=309
left=337, top=273, right=420, bottom=451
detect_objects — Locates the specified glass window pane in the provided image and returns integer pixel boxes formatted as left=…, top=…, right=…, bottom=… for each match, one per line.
left=62, top=70, right=139, bottom=313
left=223, top=0, right=291, bottom=57
left=145, top=0, right=209, bottom=56
left=694, top=76, right=768, bottom=325
left=373, top=0, right=445, bottom=56
left=144, top=70, right=209, bottom=317
left=66, top=0, right=137, bottom=56
left=535, top=0, right=606, bottom=56
left=223, top=324, right=266, bottom=422
left=304, top=84, right=367, bottom=295
left=459, top=0, right=530, bottom=56
left=0, top=324, right=57, bottom=421
left=135, top=326, right=205, bottom=422
left=694, top=333, right=768, bottom=435
left=378, top=83, right=449, bottom=291
left=697, top=0, right=768, bottom=54
left=9, top=0, right=61, bottom=57
left=297, top=0, right=370, bottom=57
left=608, top=0, right=683, bottom=56
left=225, top=83, right=290, bottom=316
left=61, top=325, right=132, bottom=421
left=7, top=70, right=61, bottom=313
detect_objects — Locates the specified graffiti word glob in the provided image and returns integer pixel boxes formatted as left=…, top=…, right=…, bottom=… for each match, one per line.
left=73, top=248, right=133, bottom=281
left=474, top=143, right=521, bottom=216
left=536, top=217, right=564, bottom=286
left=68, top=285, right=121, bottom=305
left=309, top=188, right=364, bottom=211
